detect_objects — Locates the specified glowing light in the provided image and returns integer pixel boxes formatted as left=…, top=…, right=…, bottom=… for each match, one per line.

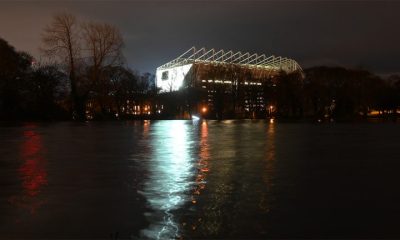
left=368, top=110, right=380, bottom=116
left=156, top=64, right=193, bottom=92
left=192, top=115, right=200, bottom=120
left=269, top=118, right=274, bottom=124
left=201, top=107, right=207, bottom=113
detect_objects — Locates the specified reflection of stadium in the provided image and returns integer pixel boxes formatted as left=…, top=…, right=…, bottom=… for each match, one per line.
left=156, top=47, right=302, bottom=118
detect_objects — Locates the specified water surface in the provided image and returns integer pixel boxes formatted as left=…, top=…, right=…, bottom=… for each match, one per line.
left=1, top=120, right=400, bottom=239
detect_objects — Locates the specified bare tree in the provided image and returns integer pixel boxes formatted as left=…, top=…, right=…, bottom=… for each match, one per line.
left=82, top=22, right=124, bottom=114
left=83, top=22, right=123, bottom=76
left=41, top=13, right=85, bottom=119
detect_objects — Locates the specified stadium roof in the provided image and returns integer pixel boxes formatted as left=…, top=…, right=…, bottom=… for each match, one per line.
left=157, top=47, right=302, bottom=73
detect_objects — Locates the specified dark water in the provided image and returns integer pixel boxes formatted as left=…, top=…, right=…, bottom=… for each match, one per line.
left=1, top=120, right=400, bottom=239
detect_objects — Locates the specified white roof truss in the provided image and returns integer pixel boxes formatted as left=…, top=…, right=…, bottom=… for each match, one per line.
left=157, top=46, right=302, bottom=74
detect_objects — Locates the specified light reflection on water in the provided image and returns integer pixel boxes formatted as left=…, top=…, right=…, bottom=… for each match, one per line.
left=8, top=124, right=48, bottom=216
left=140, top=120, right=196, bottom=239
left=192, top=121, right=210, bottom=200
left=260, top=121, right=276, bottom=213
left=2, top=121, right=399, bottom=238
left=178, top=120, right=277, bottom=237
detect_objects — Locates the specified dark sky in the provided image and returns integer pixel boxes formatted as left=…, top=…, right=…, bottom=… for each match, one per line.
left=1, top=0, right=399, bottom=75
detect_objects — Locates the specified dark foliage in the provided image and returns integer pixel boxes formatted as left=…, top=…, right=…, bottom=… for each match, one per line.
left=303, top=66, right=400, bottom=120
left=1, top=37, right=399, bottom=120
left=0, top=37, right=156, bottom=120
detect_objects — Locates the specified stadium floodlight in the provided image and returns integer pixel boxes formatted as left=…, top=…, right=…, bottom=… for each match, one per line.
left=156, top=47, right=302, bottom=92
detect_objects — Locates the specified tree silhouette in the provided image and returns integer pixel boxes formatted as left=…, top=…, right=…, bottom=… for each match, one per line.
left=41, top=13, right=84, bottom=119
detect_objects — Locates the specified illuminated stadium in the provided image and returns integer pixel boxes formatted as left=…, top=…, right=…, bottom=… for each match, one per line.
left=156, top=47, right=303, bottom=118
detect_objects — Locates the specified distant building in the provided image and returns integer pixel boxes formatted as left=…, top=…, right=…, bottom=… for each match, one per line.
left=156, top=47, right=303, bottom=118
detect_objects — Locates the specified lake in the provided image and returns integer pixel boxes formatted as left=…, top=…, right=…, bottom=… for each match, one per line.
left=1, top=120, right=400, bottom=239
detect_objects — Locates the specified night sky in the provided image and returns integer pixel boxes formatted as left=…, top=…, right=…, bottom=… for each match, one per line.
left=1, top=0, right=399, bottom=75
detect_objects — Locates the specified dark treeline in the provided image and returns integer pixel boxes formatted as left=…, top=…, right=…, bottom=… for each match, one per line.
left=273, top=67, right=400, bottom=120
left=301, top=67, right=400, bottom=120
left=258, top=67, right=399, bottom=120
left=2, top=32, right=400, bottom=121
left=0, top=13, right=156, bottom=121
left=0, top=38, right=66, bottom=120
left=0, top=37, right=155, bottom=121
left=1, top=13, right=399, bottom=121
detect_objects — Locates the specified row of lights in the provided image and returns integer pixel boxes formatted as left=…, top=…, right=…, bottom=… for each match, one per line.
left=201, top=79, right=262, bottom=85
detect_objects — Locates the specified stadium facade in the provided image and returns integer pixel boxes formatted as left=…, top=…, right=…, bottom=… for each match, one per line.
left=156, top=47, right=303, bottom=118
